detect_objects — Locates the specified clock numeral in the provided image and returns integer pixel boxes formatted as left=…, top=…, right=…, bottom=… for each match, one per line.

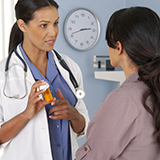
left=75, top=15, right=79, bottom=18
left=86, top=41, right=89, bottom=44
left=69, top=27, right=72, bottom=31
left=75, top=40, right=78, bottom=44
left=91, top=22, right=94, bottom=25
left=90, top=36, right=94, bottom=39
left=81, top=13, right=85, bottom=17
left=71, top=20, right=76, bottom=24
left=80, top=42, right=84, bottom=46
left=71, top=34, right=74, bottom=38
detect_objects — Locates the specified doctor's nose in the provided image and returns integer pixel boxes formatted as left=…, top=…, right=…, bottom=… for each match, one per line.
left=48, top=26, right=59, bottom=37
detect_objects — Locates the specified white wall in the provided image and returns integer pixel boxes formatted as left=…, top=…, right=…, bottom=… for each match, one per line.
left=0, top=0, right=17, bottom=59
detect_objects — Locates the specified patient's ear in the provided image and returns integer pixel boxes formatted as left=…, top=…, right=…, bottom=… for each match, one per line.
left=17, top=19, right=27, bottom=32
left=116, top=41, right=123, bottom=55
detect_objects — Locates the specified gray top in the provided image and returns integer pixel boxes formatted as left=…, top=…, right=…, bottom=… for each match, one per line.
left=75, top=72, right=160, bottom=160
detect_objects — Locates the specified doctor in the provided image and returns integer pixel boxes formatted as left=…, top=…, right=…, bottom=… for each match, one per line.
left=0, top=0, right=89, bottom=160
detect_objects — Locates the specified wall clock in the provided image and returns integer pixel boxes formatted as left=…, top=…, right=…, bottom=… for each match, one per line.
left=64, top=8, right=100, bottom=51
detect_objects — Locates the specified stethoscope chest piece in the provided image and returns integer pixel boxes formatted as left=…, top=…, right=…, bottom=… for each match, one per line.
left=75, top=88, right=85, bottom=99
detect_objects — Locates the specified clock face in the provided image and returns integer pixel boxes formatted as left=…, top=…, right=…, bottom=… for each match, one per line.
left=64, top=8, right=100, bottom=51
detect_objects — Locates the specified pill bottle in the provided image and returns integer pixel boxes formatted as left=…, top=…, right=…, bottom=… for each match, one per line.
left=39, top=82, right=53, bottom=103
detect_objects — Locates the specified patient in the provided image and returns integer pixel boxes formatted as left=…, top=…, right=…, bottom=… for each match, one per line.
left=75, top=6, right=160, bottom=160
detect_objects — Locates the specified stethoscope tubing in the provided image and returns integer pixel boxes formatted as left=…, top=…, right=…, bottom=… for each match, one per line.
left=5, top=46, right=27, bottom=72
left=53, top=49, right=85, bottom=99
left=3, top=46, right=28, bottom=99
left=53, top=49, right=79, bottom=89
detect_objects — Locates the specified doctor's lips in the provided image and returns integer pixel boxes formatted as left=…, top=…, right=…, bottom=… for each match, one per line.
left=39, top=81, right=54, bottom=103
left=46, top=39, right=55, bottom=45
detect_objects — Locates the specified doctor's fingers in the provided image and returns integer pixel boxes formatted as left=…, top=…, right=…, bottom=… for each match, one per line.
left=49, top=106, right=69, bottom=120
left=49, top=102, right=76, bottom=120
left=29, top=80, right=46, bottom=96
left=28, top=88, right=46, bottom=101
left=28, top=88, right=48, bottom=108
left=49, top=107, right=76, bottom=120
left=25, top=98, right=47, bottom=120
left=49, top=103, right=68, bottom=114
left=54, top=98, right=70, bottom=106
left=49, top=99, right=70, bottom=114
left=49, top=114, right=68, bottom=120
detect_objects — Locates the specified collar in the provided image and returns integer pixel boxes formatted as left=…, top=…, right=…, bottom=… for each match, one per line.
left=122, top=71, right=139, bottom=85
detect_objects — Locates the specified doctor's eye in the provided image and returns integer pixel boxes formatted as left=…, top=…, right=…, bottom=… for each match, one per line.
left=40, top=24, right=47, bottom=28
left=53, top=21, right=59, bottom=27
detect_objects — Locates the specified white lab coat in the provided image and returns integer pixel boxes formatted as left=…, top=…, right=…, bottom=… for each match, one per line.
left=0, top=45, right=90, bottom=160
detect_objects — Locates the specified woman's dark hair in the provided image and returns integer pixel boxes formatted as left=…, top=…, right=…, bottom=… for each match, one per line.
left=9, top=0, right=59, bottom=53
left=106, top=6, right=160, bottom=145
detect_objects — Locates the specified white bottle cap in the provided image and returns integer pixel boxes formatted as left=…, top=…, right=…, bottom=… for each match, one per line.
left=39, top=82, right=49, bottom=90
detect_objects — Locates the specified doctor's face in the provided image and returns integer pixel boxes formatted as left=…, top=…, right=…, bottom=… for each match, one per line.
left=23, top=6, right=59, bottom=52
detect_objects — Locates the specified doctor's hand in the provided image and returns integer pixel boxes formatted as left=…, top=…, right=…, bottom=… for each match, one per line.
left=48, top=89, right=85, bottom=133
left=23, top=80, right=55, bottom=120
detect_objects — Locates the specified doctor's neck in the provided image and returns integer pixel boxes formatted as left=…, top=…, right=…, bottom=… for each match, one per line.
left=22, top=42, right=48, bottom=69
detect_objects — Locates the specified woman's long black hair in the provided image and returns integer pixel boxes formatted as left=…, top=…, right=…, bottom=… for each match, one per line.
left=8, top=0, right=59, bottom=54
left=106, top=6, right=160, bottom=145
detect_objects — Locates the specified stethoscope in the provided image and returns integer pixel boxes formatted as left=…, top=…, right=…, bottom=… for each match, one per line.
left=3, top=45, right=85, bottom=99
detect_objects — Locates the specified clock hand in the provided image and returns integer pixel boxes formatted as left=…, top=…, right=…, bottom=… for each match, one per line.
left=72, top=28, right=91, bottom=34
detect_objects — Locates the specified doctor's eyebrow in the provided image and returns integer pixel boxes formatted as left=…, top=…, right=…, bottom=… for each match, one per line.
left=55, top=17, right=59, bottom=22
left=39, top=17, right=59, bottom=23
